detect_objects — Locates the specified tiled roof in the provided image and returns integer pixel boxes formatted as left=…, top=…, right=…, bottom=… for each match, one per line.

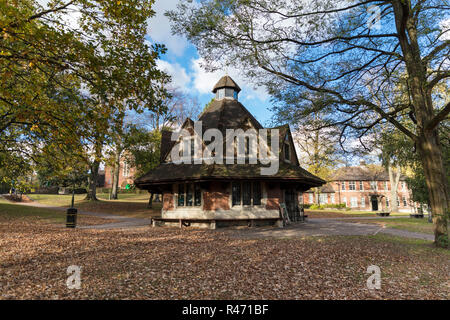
left=212, top=75, right=241, bottom=93
left=330, top=166, right=406, bottom=181
left=134, top=162, right=325, bottom=187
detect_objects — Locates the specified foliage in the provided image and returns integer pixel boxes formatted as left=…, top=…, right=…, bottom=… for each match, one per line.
left=168, top=0, right=450, bottom=245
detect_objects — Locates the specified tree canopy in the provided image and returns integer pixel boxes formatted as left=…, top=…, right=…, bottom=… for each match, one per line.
left=168, top=0, right=450, bottom=246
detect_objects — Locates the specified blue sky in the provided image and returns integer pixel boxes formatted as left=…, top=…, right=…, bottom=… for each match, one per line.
left=147, top=0, right=275, bottom=126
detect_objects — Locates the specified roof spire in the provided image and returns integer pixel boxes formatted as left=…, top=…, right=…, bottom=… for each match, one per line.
left=212, top=75, right=241, bottom=93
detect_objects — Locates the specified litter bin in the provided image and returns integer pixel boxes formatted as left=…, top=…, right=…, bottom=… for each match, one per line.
left=66, top=208, right=77, bottom=228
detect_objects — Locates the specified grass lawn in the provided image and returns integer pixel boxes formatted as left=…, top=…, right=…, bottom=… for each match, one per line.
left=0, top=214, right=448, bottom=300
left=306, top=209, right=410, bottom=219
left=0, top=199, right=111, bottom=226
left=26, top=193, right=160, bottom=219
left=27, top=192, right=149, bottom=206
left=347, top=217, right=434, bottom=235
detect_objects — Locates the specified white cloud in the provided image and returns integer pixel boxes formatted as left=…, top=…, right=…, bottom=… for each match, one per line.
left=147, top=0, right=189, bottom=56
left=156, top=60, right=191, bottom=91
left=440, top=18, right=450, bottom=41
left=190, top=58, right=270, bottom=101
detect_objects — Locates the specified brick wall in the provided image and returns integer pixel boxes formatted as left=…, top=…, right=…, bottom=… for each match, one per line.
left=162, top=191, right=174, bottom=211
left=266, top=183, right=282, bottom=210
left=203, top=182, right=230, bottom=211
left=104, top=163, right=136, bottom=189
left=303, top=180, right=413, bottom=211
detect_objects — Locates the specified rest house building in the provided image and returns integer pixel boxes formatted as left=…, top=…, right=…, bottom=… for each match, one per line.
left=134, top=76, right=325, bottom=228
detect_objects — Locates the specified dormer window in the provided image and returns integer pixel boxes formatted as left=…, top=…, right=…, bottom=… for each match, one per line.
left=216, top=88, right=225, bottom=100
left=284, top=135, right=290, bottom=162
left=215, top=87, right=238, bottom=100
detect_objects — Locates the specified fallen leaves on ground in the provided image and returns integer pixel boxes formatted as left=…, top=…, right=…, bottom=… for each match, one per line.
left=0, top=217, right=448, bottom=300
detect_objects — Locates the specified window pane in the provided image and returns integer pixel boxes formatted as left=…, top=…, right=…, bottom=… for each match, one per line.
left=242, top=182, right=251, bottom=205
left=218, top=89, right=225, bottom=99
left=186, top=184, right=193, bottom=206
left=232, top=182, right=241, bottom=206
left=225, top=88, right=234, bottom=97
left=178, top=184, right=185, bottom=206
left=284, top=143, right=290, bottom=160
left=253, top=182, right=261, bottom=205
left=194, top=184, right=201, bottom=206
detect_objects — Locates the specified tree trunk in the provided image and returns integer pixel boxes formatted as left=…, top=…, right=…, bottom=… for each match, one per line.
left=85, top=160, right=100, bottom=201
left=418, top=132, right=449, bottom=247
left=148, top=192, right=153, bottom=208
left=388, top=164, right=401, bottom=213
left=109, top=167, right=115, bottom=199
left=111, top=150, right=121, bottom=200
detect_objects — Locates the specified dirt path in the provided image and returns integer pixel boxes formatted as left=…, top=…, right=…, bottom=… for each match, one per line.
left=226, top=218, right=434, bottom=241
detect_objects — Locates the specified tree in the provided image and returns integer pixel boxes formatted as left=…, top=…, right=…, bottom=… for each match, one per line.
left=1, top=1, right=168, bottom=201
left=168, top=0, right=450, bottom=246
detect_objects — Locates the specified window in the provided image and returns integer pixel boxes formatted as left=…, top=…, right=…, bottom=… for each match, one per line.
left=232, top=182, right=241, bottom=206
left=232, top=181, right=262, bottom=206
left=123, top=161, right=130, bottom=177
left=342, top=181, right=346, bottom=191
left=284, top=143, right=290, bottom=162
left=242, top=182, right=251, bottom=205
left=252, top=182, right=261, bottom=205
left=194, top=184, right=202, bottom=206
left=350, top=197, right=358, bottom=207
left=178, top=184, right=185, bottom=206
left=330, top=194, right=335, bottom=204
left=349, top=181, right=356, bottom=191
left=397, top=197, right=400, bottom=206
left=309, top=193, right=314, bottom=204
left=401, top=181, right=406, bottom=190
left=186, top=184, right=193, bottom=206
left=216, top=88, right=225, bottom=99
left=319, top=193, right=328, bottom=204
left=386, top=198, right=390, bottom=207
left=359, top=181, right=363, bottom=191
left=402, top=196, right=407, bottom=207
left=342, top=197, right=347, bottom=206
left=370, top=181, right=377, bottom=190
left=177, top=183, right=201, bottom=207
left=361, top=196, right=365, bottom=207
left=384, top=181, right=389, bottom=190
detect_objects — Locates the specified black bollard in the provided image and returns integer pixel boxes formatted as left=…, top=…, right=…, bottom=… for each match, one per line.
left=66, top=207, right=77, bottom=228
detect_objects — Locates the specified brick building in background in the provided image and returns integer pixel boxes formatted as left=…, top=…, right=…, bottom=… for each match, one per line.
left=303, top=164, right=414, bottom=213
left=104, top=159, right=136, bottom=189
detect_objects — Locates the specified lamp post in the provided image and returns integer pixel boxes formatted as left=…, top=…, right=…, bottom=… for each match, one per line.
left=66, top=184, right=77, bottom=228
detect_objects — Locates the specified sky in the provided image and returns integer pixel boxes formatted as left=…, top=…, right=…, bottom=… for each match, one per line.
left=147, top=0, right=274, bottom=127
